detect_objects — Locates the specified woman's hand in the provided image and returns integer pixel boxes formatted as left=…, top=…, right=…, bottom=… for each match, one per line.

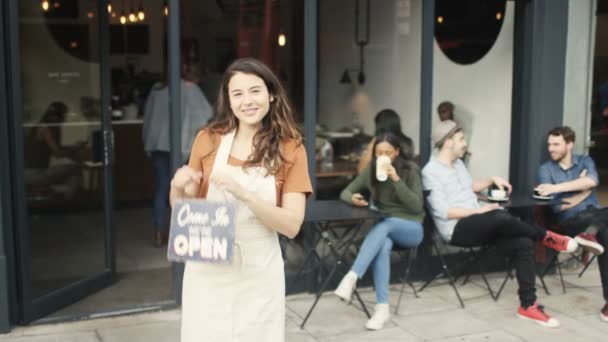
left=210, top=172, right=249, bottom=201
left=171, top=166, right=202, bottom=196
left=351, top=193, right=369, bottom=207
left=385, top=163, right=400, bottom=182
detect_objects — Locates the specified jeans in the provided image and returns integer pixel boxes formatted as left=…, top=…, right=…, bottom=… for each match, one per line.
left=151, top=151, right=171, bottom=232
left=350, top=217, right=424, bottom=304
left=559, top=206, right=608, bottom=302
left=451, top=209, right=547, bottom=308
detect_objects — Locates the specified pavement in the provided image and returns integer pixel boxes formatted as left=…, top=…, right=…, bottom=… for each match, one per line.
left=1, top=262, right=607, bottom=342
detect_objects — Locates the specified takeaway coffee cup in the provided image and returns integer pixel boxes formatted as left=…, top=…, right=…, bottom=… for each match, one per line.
left=376, top=155, right=391, bottom=182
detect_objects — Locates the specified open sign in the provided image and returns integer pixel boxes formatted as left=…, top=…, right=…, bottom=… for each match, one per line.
left=168, top=199, right=236, bottom=264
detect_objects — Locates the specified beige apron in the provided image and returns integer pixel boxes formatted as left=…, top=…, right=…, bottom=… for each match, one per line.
left=181, top=131, right=284, bottom=342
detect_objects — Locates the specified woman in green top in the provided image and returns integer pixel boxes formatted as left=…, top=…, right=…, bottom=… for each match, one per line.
left=334, top=131, right=424, bottom=330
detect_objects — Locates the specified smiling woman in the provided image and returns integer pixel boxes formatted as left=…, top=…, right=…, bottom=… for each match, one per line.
left=227, top=73, right=273, bottom=131
left=169, top=58, right=312, bottom=342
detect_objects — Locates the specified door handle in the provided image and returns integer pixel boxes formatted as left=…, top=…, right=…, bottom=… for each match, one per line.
left=103, top=130, right=114, bottom=166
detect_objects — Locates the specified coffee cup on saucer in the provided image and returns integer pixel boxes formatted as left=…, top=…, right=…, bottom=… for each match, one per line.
left=490, top=188, right=507, bottom=200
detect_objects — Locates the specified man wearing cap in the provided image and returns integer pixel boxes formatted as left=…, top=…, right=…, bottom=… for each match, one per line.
left=422, top=120, right=578, bottom=328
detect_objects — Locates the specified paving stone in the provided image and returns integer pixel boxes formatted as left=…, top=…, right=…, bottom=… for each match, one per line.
left=96, top=322, right=179, bottom=342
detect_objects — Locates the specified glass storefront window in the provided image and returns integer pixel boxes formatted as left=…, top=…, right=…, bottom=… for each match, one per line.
left=317, top=0, right=422, bottom=200
left=18, top=0, right=107, bottom=299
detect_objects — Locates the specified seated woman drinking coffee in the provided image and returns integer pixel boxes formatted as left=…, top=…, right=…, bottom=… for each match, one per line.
left=334, top=131, right=424, bottom=330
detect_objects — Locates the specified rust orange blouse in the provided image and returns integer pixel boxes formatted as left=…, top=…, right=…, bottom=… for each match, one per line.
left=187, top=129, right=313, bottom=206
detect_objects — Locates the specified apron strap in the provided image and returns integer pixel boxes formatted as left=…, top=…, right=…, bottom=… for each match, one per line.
left=214, top=130, right=236, bottom=168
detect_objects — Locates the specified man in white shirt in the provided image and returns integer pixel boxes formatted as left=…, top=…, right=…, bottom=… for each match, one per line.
left=422, top=120, right=579, bottom=328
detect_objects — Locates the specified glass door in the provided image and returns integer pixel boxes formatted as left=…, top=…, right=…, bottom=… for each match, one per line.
left=7, top=0, right=115, bottom=322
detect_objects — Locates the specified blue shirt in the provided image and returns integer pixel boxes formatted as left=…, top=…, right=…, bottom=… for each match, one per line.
left=422, top=158, right=480, bottom=241
left=537, top=154, right=601, bottom=220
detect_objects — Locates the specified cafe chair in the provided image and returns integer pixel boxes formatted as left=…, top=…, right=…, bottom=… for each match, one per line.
left=538, top=245, right=597, bottom=294
left=393, top=245, right=419, bottom=315
left=492, top=255, right=551, bottom=300
left=578, top=254, right=597, bottom=277
left=418, top=194, right=503, bottom=308
left=531, top=207, right=594, bottom=294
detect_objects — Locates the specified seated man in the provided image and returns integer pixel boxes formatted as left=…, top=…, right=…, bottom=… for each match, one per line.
left=422, top=120, right=580, bottom=328
left=537, top=126, right=608, bottom=322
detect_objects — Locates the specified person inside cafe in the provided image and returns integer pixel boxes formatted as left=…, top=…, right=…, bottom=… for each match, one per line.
left=169, top=58, right=312, bottom=342
left=24, top=101, right=86, bottom=200
left=422, top=120, right=586, bottom=328
left=357, top=109, right=414, bottom=173
left=437, top=101, right=455, bottom=122
left=536, top=126, right=608, bottom=322
left=437, top=100, right=473, bottom=164
left=335, top=131, right=424, bottom=330
left=143, top=62, right=213, bottom=247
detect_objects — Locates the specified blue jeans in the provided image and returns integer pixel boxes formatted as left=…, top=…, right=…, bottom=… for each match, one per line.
left=351, top=217, right=423, bottom=304
left=151, top=151, right=171, bottom=232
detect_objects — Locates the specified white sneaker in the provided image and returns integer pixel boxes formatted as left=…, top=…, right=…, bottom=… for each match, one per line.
left=334, top=271, right=358, bottom=302
left=365, top=304, right=390, bottom=330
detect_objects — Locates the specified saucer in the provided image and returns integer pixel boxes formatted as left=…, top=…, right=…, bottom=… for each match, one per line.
left=532, top=194, right=554, bottom=200
left=487, top=196, right=509, bottom=202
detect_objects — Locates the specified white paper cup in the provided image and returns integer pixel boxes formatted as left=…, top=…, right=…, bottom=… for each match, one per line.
left=376, top=155, right=391, bottom=182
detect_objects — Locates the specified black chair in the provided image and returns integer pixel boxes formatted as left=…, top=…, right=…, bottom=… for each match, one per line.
left=537, top=248, right=597, bottom=294
left=530, top=207, right=595, bottom=295
left=393, top=246, right=419, bottom=315
left=578, top=254, right=597, bottom=277
left=418, top=191, right=506, bottom=307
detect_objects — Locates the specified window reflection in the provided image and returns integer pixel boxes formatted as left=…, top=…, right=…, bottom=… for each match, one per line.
left=317, top=0, right=422, bottom=199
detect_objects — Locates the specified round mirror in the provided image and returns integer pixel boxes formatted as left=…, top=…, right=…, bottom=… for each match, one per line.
left=435, top=0, right=507, bottom=65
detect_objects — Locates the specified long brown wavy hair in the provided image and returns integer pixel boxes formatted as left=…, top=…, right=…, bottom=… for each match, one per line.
left=207, top=58, right=301, bottom=175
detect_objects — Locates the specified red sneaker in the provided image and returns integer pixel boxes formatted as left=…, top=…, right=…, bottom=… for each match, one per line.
left=517, top=302, right=560, bottom=328
left=542, top=230, right=577, bottom=253
left=575, top=232, right=605, bottom=256
left=601, top=304, right=608, bottom=322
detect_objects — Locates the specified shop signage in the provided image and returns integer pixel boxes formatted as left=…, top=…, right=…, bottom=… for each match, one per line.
left=167, top=199, right=236, bottom=264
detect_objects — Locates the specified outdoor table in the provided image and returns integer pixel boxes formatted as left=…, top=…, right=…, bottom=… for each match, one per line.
left=292, top=200, right=386, bottom=328
left=478, top=191, right=565, bottom=209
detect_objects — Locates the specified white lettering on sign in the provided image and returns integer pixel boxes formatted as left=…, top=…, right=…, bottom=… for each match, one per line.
left=188, top=232, right=201, bottom=257
left=169, top=201, right=234, bottom=263
left=212, top=207, right=230, bottom=227
left=213, top=238, right=228, bottom=260
left=172, top=234, right=229, bottom=261
left=177, top=204, right=210, bottom=226
left=174, top=235, right=189, bottom=256
left=200, top=236, right=213, bottom=259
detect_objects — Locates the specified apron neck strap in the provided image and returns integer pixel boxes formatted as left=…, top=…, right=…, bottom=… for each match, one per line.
left=214, top=130, right=236, bottom=168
